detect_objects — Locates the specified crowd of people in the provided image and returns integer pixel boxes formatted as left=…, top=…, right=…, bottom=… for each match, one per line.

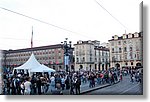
left=3, top=70, right=82, bottom=95
left=2, top=67, right=143, bottom=95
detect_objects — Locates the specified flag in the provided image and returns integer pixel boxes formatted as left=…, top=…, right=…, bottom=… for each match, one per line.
left=31, top=26, right=33, bottom=48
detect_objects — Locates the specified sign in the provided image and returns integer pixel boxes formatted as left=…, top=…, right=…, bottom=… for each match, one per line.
left=64, top=56, right=69, bottom=65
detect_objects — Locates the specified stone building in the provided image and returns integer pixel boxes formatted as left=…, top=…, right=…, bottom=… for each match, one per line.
left=2, top=44, right=74, bottom=71
left=108, top=32, right=143, bottom=69
left=74, top=40, right=110, bottom=71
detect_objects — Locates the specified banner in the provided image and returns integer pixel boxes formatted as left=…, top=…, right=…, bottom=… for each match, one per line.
left=64, top=56, right=69, bottom=65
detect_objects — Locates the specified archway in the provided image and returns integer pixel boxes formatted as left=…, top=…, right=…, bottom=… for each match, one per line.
left=136, top=62, right=142, bottom=66
left=136, top=62, right=142, bottom=69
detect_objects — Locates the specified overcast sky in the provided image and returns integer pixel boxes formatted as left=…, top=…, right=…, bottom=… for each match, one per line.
left=0, top=0, right=142, bottom=50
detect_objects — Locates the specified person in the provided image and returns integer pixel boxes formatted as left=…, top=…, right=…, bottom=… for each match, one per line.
left=51, top=83, right=63, bottom=95
left=120, top=72, right=123, bottom=81
left=55, top=74, right=61, bottom=89
left=50, top=75, right=55, bottom=93
left=36, top=76, right=42, bottom=95
left=61, top=76, right=65, bottom=90
left=31, top=75, right=37, bottom=95
left=75, top=76, right=81, bottom=95
left=20, top=81, right=25, bottom=95
left=130, top=73, right=134, bottom=83
left=70, top=78, right=75, bottom=95
left=65, top=76, right=70, bottom=90
left=45, top=76, right=50, bottom=93
left=88, top=74, right=92, bottom=88
left=24, top=77, right=31, bottom=95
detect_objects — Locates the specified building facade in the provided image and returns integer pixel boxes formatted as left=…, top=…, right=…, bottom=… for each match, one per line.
left=2, top=44, right=74, bottom=71
left=74, top=40, right=110, bottom=71
left=108, top=32, right=143, bottom=69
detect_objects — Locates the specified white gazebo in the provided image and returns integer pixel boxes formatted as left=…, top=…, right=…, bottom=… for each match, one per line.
left=30, top=64, right=56, bottom=73
left=13, top=53, right=55, bottom=75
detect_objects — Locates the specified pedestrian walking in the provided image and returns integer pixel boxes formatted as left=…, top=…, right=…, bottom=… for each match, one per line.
left=130, top=73, right=134, bottom=83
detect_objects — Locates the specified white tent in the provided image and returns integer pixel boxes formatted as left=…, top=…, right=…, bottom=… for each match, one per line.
left=30, top=64, right=55, bottom=73
left=13, top=53, right=55, bottom=74
left=14, top=53, right=41, bottom=71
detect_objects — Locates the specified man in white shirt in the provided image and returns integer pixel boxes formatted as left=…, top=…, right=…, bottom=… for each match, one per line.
left=50, top=76, right=55, bottom=92
left=24, top=77, right=31, bottom=95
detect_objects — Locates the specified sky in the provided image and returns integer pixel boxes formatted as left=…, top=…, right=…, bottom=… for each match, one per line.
left=0, top=0, right=142, bottom=50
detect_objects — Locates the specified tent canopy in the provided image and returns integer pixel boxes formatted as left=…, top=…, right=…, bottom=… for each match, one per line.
left=13, top=53, right=55, bottom=73
left=14, top=53, right=41, bottom=70
left=30, top=64, right=55, bottom=73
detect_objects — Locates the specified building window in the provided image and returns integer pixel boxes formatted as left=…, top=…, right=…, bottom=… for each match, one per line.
left=124, top=47, right=127, bottom=52
left=102, top=59, right=104, bottom=62
left=76, top=58, right=79, bottom=62
left=130, top=52, right=133, bottom=59
left=123, top=41, right=126, bottom=44
left=76, top=51, right=78, bottom=56
left=130, top=47, right=132, bottom=51
left=137, top=53, right=140, bottom=60
left=139, top=33, right=141, bottom=37
left=124, top=54, right=127, bottom=60
left=90, top=57, right=92, bottom=62
left=83, top=57, right=85, bottom=62
left=136, top=46, right=139, bottom=51
left=112, top=56, right=115, bottom=62
left=99, top=58, right=101, bottom=62
left=118, top=41, right=121, bottom=45
left=132, top=34, right=134, bottom=38
left=95, top=58, right=97, bottom=62
left=131, top=62, right=133, bottom=65
left=119, top=48, right=122, bottom=53
left=102, top=51, right=104, bottom=56
left=112, top=48, right=114, bottom=53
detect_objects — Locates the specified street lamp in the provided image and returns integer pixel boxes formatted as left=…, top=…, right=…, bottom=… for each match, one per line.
left=61, top=38, right=72, bottom=72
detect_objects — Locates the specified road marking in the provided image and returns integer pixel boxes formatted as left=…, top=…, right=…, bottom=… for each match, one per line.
left=120, top=83, right=140, bottom=94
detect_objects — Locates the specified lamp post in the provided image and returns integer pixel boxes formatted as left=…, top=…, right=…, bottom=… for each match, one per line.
left=61, top=38, right=72, bottom=72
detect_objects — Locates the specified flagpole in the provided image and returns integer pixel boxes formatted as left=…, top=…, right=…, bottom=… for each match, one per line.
left=30, top=26, right=33, bottom=76
left=31, top=26, right=33, bottom=48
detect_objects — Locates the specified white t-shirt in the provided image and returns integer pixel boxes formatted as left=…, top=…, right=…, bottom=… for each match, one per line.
left=24, top=81, right=31, bottom=94
left=50, top=76, right=55, bottom=82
